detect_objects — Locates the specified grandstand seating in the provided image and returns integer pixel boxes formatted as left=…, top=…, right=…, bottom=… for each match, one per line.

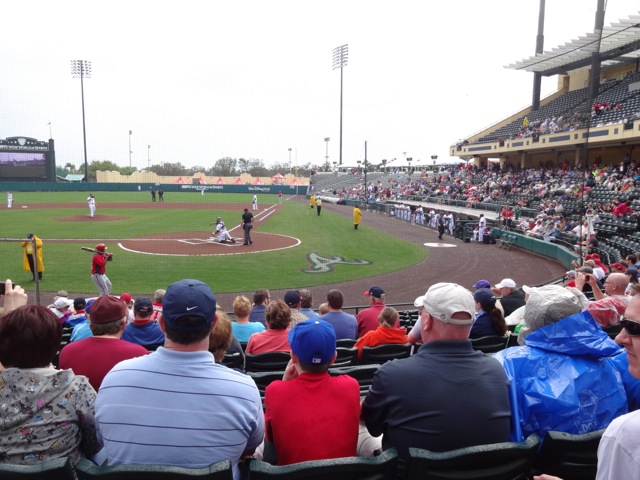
left=474, top=72, right=640, bottom=145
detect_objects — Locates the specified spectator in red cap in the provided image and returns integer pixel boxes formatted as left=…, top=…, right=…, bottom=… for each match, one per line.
left=610, top=262, right=627, bottom=273
left=119, top=293, right=134, bottom=322
left=58, top=295, right=148, bottom=390
left=356, top=286, right=388, bottom=337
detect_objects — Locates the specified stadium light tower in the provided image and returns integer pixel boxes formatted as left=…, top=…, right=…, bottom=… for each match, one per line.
left=332, top=44, right=348, bottom=165
left=71, top=60, right=91, bottom=182
left=324, top=137, right=330, bottom=166
left=129, top=130, right=133, bottom=167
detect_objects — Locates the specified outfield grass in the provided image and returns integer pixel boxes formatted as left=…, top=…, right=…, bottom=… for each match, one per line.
left=0, top=192, right=427, bottom=294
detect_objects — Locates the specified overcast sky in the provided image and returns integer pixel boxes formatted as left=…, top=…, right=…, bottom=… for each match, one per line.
left=1, top=1, right=636, bottom=171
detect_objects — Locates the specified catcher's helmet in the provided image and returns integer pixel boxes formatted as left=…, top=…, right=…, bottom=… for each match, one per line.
left=96, top=243, right=107, bottom=252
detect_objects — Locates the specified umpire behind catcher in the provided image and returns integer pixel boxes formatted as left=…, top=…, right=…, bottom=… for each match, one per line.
left=242, top=208, right=254, bottom=245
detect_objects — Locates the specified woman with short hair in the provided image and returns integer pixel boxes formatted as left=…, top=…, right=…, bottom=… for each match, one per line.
left=246, top=300, right=291, bottom=354
left=231, top=295, right=265, bottom=344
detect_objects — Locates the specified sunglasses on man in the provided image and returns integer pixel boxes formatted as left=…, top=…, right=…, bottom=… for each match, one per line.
left=621, top=318, right=640, bottom=337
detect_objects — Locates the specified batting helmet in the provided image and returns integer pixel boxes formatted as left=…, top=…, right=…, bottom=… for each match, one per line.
left=96, top=243, right=107, bottom=252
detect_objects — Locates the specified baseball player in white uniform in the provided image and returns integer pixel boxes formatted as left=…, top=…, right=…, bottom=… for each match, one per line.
left=252, top=194, right=258, bottom=211
left=211, top=217, right=236, bottom=243
left=478, top=214, right=487, bottom=242
left=7, top=191, right=13, bottom=208
left=87, top=194, right=96, bottom=217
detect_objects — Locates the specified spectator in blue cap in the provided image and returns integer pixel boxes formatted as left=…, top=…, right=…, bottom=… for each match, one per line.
left=95, top=279, right=263, bottom=480
left=263, top=319, right=360, bottom=465
left=471, top=288, right=507, bottom=338
left=472, top=279, right=491, bottom=289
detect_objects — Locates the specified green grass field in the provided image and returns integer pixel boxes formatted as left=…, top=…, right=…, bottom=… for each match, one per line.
left=0, top=191, right=427, bottom=294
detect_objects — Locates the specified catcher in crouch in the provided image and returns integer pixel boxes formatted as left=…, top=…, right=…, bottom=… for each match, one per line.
left=210, top=217, right=236, bottom=243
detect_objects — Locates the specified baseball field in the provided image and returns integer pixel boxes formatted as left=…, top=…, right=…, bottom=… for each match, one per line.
left=0, top=191, right=427, bottom=297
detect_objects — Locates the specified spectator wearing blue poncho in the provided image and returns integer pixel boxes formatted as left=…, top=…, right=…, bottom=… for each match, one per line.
left=493, top=284, right=628, bottom=442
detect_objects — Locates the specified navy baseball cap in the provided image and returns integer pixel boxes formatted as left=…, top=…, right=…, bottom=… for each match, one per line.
left=74, top=297, right=86, bottom=311
left=364, top=286, right=385, bottom=298
left=288, top=319, right=336, bottom=365
left=473, top=288, right=496, bottom=304
left=473, top=279, right=491, bottom=289
left=284, top=290, right=301, bottom=307
left=162, top=279, right=216, bottom=331
left=134, top=297, right=154, bottom=314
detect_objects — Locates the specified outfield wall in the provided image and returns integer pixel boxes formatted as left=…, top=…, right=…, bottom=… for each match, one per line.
left=0, top=181, right=308, bottom=194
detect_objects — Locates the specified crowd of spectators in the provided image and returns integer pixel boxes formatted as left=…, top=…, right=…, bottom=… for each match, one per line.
left=5, top=158, right=640, bottom=477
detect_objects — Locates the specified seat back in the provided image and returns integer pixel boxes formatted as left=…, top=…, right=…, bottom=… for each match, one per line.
left=406, top=433, right=540, bottom=480
left=360, top=344, right=411, bottom=365
left=333, top=347, right=358, bottom=367
left=532, top=429, right=605, bottom=480
left=74, top=458, right=233, bottom=480
left=247, top=370, right=285, bottom=399
left=0, top=457, right=75, bottom=480
left=470, top=335, right=508, bottom=354
left=248, top=448, right=398, bottom=480
left=245, top=352, right=291, bottom=372
left=52, top=326, right=74, bottom=368
left=336, top=339, right=357, bottom=348
left=221, top=352, right=244, bottom=369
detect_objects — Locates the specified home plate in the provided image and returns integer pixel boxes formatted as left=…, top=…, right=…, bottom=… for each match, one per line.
left=424, top=242, right=457, bottom=248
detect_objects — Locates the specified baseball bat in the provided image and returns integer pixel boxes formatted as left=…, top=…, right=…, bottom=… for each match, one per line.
left=81, top=246, right=113, bottom=257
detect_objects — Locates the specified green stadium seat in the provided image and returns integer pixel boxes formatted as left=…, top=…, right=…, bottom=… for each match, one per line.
left=360, top=344, right=412, bottom=365
left=532, top=429, right=605, bottom=480
left=247, top=448, right=398, bottom=480
left=405, top=433, right=540, bottom=480
left=0, top=457, right=75, bottom=480
left=73, top=458, right=233, bottom=480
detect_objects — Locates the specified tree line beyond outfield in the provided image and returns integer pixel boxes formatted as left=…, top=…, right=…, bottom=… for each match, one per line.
left=56, top=157, right=316, bottom=182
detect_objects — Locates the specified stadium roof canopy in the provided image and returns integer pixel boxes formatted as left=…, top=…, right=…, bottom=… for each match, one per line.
left=505, top=12, right=640, bottom=76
